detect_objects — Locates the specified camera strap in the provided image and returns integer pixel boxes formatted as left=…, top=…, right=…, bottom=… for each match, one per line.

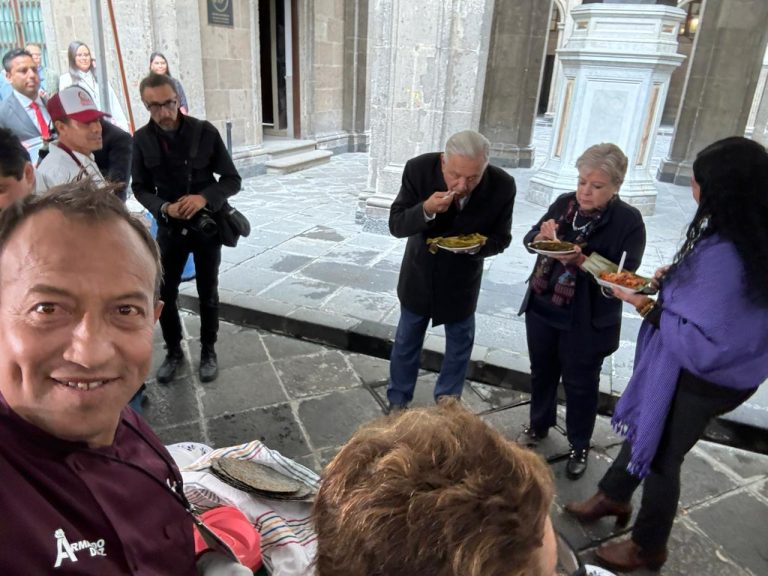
left=186, top=118, right=204, bottom=196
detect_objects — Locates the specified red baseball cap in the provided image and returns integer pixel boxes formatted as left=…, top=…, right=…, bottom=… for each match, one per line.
left=47, top=86, right=110, bottom=123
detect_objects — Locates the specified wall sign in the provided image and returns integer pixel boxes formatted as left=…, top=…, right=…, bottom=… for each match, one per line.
left=208, top=0, right=234, bottom=27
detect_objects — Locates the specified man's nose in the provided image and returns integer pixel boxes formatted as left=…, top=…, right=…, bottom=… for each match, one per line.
left=63, top=314, right=115, bottom=368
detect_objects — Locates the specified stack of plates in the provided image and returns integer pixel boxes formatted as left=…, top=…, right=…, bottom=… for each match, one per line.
left=210, top=458, right=316, bottom=501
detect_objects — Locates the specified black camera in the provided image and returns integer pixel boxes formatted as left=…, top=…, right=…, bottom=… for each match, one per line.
left=189, top=209, right=218, bottom=238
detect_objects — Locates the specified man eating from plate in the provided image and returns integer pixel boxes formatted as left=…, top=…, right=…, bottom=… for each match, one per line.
left=386, top=130, right=516, bottom=411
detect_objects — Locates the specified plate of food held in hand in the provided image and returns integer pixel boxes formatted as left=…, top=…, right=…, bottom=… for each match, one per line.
left=426, top=233, right=487, bottom=254
left=582, top=253, right=656, bottom=295
left=528, top=240, right=578, bottom=256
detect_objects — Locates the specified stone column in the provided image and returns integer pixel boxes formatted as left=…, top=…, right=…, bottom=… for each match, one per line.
left=527, top=3, right=685, bottom=215
left=149, top=0, right=207, bottom=122
left=657, top=0, right=768, bottom=185
left=343, top=0, right=369, bottom=152
left=479, top=0, right=553, bottom=168
left=746, top=46, right=768, bottom=139
left=363, top=0, right=495, bottom=218
left=752, top=47, right=768, bottom=147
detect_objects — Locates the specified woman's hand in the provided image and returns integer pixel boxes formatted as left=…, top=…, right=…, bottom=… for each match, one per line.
left=534, top=219, right=559, bottom=242
left=651, top=265, right=670, bottom=290
left=609, top=288, right=648, bottom=307
left=551, top=244, right=584, bottom=267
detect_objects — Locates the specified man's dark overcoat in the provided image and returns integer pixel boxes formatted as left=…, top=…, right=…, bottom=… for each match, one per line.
left=389, top=152, right=516, bottom=326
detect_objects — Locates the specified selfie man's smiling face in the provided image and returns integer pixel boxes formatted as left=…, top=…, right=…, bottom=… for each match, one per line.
left=0, top=210, right=161, bottom=447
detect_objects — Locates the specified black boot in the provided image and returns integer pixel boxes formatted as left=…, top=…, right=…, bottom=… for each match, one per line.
left=199, top=345, right=219, bottom=383
left=157, top=349, right=183, bottom=383
left=566, top=446, right=589, bottom=480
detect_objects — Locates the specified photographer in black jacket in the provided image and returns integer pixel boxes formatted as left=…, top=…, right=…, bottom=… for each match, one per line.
left=132, top=73, right=241, bottom=384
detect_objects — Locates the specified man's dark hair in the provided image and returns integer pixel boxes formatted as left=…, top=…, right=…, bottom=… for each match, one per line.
left=139, top=73, right=177, bottom=98
left=2, top=48, right=32, bottom=73
left=0, top=128, right=31, bottom=180
left=0, top=179, right=162, bottom=297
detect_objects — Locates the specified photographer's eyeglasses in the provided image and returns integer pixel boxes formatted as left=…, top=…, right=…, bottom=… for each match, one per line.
left=144, top=99, right=178, bottom=112
left=556, top=531, right=587, bottom=576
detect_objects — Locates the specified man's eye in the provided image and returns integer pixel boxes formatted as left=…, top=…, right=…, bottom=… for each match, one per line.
left=116, top=305, right=142, bottom=316
left=33, top=303, right=57, bottom=314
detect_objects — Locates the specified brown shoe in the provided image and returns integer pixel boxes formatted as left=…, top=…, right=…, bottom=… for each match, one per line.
left=564, top=491, right=632, bottom=526
left=595, top=539, right=667, bottom=572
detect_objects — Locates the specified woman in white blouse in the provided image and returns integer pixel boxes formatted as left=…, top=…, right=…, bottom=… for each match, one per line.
left=58, top=41, right=130, bottom=133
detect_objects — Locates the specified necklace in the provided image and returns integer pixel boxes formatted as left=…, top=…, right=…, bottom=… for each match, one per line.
left=571, top=209, right=593, bottom=233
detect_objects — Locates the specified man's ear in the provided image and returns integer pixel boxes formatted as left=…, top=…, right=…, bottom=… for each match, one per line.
left=22, top=162, right=35, bottom=193
left=153, top=300, right=164, bottom=323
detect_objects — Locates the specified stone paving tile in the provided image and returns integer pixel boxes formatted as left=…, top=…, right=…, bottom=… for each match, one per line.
left=686, top=491, right=768, bottom=576
left=300, top=260, right=399, bottom=294
left=298, top=388, right=383, bottom=450
left=206, top=404, right=309, bottom=458
left=273, top=349, right=361, bottom=399
left=200, top=361, right=287, bottom=417
left=217, top=264, right=285, bottom=294
left=579, top=519, right=754, bottom=576
left=260, top=332, right=330, bottom=359
left=321, top=286, right=399, bottom=323
left=696, top=441, right=768, bottom=482
left=154, top=421, right=205, bottom=447
left=259, top=276, right=340, bottom=306
left=143, top=379, right=200, bottom=429
left=345, top=352, right=390, bottom=385
left=203, top=328, right=269, bottom=367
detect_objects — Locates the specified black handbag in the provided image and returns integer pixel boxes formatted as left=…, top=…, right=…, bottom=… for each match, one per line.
left=214, top=202, right=251, bottom=247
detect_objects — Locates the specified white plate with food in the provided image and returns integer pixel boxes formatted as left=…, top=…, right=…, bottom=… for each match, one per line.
left=595, top=270, right=653, bottom=294
left=528, top=240, right=578, bottom=256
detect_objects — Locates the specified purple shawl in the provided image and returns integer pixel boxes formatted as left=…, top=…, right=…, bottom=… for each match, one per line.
left=612, top=235, right=768, bottom=477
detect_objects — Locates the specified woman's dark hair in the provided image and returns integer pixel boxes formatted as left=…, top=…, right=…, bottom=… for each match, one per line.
left=669, top=136, right=768, bottom=305
left=67, top=41, right=96, bottom=82
left=149, top=52, right=173, bottom=77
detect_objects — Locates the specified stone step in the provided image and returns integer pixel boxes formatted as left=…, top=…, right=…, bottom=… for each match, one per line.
left=265, top=149, right=333, bottom=174
left=263, top=139, right=318, bottom=159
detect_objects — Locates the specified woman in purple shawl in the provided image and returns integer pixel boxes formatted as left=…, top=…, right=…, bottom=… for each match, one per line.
left=565, top=137, right=768, bottom=573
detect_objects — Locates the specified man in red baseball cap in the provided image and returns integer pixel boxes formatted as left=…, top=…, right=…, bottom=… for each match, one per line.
left=37, top=86, right=109, bottom=191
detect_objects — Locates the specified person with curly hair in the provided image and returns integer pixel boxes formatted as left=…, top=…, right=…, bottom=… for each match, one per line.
left=313, top=401, right=558, bottom=576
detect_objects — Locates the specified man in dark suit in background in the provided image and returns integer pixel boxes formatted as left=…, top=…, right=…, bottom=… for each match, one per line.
left=386, top=130, right=516, bottom=411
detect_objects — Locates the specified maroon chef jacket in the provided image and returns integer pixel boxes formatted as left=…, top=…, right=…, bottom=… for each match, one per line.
left=0, top=393, right=197, bottom=574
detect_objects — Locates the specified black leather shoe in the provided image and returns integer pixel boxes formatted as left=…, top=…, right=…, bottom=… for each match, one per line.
left=566, top=447, right=589, bottom=480
left=516, top=424, right=549, bottom=447
left=157, top=351, right=183, bottom=383
left=199, top=348, right=219, bottom=383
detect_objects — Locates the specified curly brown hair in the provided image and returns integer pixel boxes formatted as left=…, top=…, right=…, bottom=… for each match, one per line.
left=312, top=401, right=555, bottom=576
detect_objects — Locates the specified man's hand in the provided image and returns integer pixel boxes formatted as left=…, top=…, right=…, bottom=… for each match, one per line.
left=176, top=194, right=207, bottom=219
left=423, top=190, right=455, bottom=217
